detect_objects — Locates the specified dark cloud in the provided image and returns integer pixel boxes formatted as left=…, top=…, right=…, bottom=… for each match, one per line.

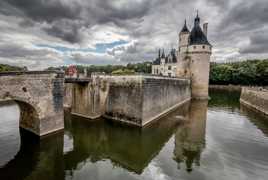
left=43, top=19, right=84, bottom=44
left=0, top=0, right=268, bottom=69
left=240, top=31, right=268, bottom=54
left=0, top=0, right=153, bottom=43
left=1, top=0, right=80, bottom=22
left=218, top=1, right=268, bottom=32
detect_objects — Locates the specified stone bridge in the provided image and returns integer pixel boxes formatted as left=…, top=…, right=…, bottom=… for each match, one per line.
left=0, top=71, right=64, bottom=136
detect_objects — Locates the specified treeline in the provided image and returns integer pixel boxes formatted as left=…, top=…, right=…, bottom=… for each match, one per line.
left=209, top=59, right=268, bottom=86
left=0, top=64, right=27, bottom=72
left=47, top=62, right=152, bottom=75
left=3, top=59, right=266, bottom=86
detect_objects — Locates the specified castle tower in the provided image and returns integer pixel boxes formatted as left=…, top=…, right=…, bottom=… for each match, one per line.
left=178, top=20, right=190, bottom=54
left=188, top=13, right=212, bottom=99
left=176, top=20, right=191, bottom=78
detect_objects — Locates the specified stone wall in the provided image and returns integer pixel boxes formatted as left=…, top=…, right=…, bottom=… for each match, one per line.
left=71, top=77, right=109, bottom=119
left=64, top=83, right=73, bottom=108
left=103, top=75, right=191, bottom=126
left=0, top=71, right=64, bottom=136
left=240, top=87, right=268, bottom=116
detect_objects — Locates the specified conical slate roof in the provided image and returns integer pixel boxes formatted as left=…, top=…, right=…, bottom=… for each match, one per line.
left=189, top=14, right=210, bottom=46
left=180, top=20, right=189, bottom=33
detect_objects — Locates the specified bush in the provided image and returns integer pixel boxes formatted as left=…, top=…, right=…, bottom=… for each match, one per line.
left=209, top=59, right=268, bottom=86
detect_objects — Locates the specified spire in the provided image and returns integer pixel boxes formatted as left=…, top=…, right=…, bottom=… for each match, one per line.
left=180, top=19, right=189, bottom=33
left=161, top=49, right=165, bottom=58
left=189, top=11, right=211, bottom=46
left=158, top=49, right=161, bottom=58
left=194, top=10, right=200, bottom=26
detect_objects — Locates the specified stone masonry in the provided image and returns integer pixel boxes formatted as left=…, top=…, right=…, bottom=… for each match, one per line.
left=0, top=71, right=64, bottom=136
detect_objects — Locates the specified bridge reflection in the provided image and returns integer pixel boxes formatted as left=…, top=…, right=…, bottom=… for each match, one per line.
left=0, top=130, right=64, bottom=180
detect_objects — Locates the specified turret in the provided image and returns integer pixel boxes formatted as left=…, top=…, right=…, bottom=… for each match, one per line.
left=178, top=19, right=190, bottom=54
left=176, top=20, right=191, bottom=78
left=188, top=12, right=212, bottom=99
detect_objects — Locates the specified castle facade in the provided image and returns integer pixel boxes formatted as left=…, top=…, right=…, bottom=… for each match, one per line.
left=152, top=13, right=212, bottom=99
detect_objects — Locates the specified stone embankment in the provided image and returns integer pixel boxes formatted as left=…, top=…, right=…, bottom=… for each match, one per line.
left=240, top=87, right=268, bottom=116
left=209, top=85, right=242, bottom=92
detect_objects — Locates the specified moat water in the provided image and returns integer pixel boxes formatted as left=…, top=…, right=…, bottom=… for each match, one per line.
left=0, top=90, right=268, bottom=180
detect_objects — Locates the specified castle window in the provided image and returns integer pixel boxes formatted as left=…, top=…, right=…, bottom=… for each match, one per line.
left=168, top=66, right=171, bottom=70
left=193, top=46, right=196, bottom=49
left=202, top=45, right=205, bottom=49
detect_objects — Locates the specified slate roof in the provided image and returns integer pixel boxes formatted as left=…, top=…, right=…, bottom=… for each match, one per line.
left=180, top=20, right=189, bottom=33
left=189, top=14, right=211, bottom=46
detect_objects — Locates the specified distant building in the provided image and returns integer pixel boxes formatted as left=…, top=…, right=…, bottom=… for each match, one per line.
left=152, top=12, right=212, bottom=99
left=66, top=65, right=78, bottom=78
left=152, top=49, right=177, bottom=77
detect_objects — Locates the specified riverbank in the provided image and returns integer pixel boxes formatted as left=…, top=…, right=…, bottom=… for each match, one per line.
left=209, top=85, right=242, bottom=92
left=240, top=87, right=268, bottom=116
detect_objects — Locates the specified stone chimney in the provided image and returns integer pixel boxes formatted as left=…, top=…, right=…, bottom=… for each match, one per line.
left=203, top=23, right=208, bottom=37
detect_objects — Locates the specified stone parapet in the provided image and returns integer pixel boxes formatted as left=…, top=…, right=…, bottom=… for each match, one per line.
left=240, top=87, right=268, bottom=116
left=103, top=75, right=191, bottom=126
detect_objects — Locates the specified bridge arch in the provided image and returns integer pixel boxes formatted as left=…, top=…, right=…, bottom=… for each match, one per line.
left=0, top=71, right=64, bottom=136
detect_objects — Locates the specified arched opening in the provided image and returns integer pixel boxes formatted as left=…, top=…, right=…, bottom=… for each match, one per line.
left=0, top=100, right=41, bottom=171
left=0, top=101, right=20, bottom=167
left=15, top=100, right=40, bottom=135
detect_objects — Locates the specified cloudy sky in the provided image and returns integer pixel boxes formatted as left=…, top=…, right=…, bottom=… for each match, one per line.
left=0, top=0, right=267, bottom=69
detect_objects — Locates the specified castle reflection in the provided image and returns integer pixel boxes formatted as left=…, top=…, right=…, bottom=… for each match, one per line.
left=0, top=100, right=208, bottom=179
left=173, top=100, right=208, bottom=172
left=63, top=103, right=189, bottom=175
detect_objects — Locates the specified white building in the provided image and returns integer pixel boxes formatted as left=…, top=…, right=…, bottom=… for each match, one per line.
left=152, top=49, right=177, bottom=77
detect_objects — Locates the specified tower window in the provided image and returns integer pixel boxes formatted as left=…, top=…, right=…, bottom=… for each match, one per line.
left=202, top=45, right=205, bottom=49
left=193, top=46, right=196, bottom=49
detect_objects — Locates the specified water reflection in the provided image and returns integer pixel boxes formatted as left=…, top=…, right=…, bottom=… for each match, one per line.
left=64, top=103, right=189, bottom=175
left=0, top=130, right=64, bottom=180
left=0, top=90, right=268, bottom=180
left=240, top=104, right=268, bottom=137
left=174, top=100, right=207, bottom=172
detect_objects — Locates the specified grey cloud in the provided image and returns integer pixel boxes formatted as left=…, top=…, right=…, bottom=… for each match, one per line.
left=43, top=19, right=84, bottom=44
left=0, top=43, right=48, bottom=58
left=1, top=0, right=153, bottom=43
left=1, top=0, right=80, bottom=22
left=0, top=0, right=268, bottom=69
left=240, top=31, right=268, bottom=54
left=0, top=43, right=63, bottom=69
left=218, top=1, right=268, bottom=32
